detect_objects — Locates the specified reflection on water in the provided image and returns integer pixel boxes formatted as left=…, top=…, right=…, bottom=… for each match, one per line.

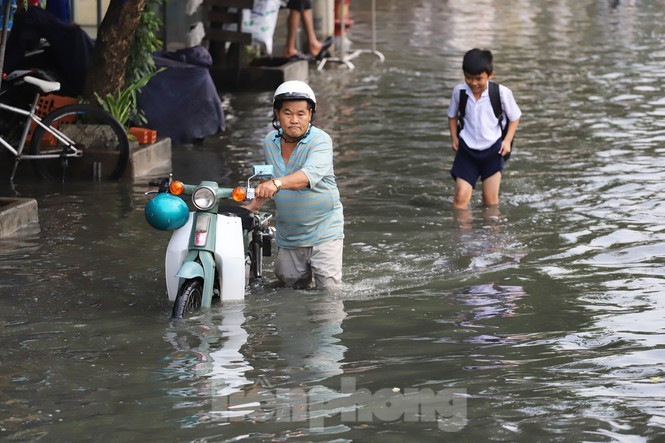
left=1, top=0, right=665, bottom=439
left=457, top=283, right=525, bottom=324
left=162, top=304, right=253, bottom=397
left=160, top=293, right=347, bottom=431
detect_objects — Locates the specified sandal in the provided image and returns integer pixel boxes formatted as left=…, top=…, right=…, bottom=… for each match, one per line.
left=286, top=52, right=310, bottom=62
left=314, top=36, right=334, bottom=61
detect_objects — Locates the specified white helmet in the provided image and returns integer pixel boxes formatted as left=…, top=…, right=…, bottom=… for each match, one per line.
left=273, top=80, right=317, bottom=111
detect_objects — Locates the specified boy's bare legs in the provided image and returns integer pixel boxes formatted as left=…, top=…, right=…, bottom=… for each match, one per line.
left=481, top=172, right=501, bottom=207
left=454, top=172, right=501, bottom=209
left=453, top=178, right=473, bottom=209
left=285, top=9, right=323, bottom=59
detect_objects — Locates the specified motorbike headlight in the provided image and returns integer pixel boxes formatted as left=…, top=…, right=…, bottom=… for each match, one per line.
left=192, top=185, right=217, bottom=210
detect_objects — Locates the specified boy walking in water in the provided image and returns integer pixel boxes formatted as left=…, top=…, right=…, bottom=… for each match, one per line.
left=447, top=48, right=521, bottom=210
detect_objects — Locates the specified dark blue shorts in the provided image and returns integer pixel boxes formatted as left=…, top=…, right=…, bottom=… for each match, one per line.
left=450, top=138, right=504, bottom=188
left=287, top=0, right=312, bottom=10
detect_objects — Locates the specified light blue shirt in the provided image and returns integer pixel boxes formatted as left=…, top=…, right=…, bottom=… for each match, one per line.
left=263, top=126, right=344, bottom=248
left=447, top=83, right=522, bottom=150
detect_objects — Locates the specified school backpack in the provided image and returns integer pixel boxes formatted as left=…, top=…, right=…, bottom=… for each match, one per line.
left=457, top=81, right=513, bottom=161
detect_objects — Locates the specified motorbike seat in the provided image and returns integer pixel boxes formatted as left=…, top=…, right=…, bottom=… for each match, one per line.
left=218, top=205, right=254, bottom=231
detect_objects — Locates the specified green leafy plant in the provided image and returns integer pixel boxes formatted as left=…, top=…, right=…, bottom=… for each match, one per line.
left=96, top=0, right=165, bottom=129
left=126, top=0, right=165, bottom=83
left=95, top=67, right=165, bottom=128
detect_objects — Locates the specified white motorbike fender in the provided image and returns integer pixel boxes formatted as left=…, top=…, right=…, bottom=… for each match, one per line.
left=165, top=213, right=247, bottom=302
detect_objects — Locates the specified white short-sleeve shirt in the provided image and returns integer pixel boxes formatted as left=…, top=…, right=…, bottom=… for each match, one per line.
left=447, top=83, right=521, bottom=151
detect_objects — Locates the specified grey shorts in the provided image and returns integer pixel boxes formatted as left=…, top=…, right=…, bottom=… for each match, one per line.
left=274, top=238, right=343, bottom=290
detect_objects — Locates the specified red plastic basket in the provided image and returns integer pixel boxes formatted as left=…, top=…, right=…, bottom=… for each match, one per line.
left=28, top=94, right=78, bottom=145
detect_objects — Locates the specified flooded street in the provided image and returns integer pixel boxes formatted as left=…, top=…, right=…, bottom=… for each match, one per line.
left=2, top=0, right=665, bottom=440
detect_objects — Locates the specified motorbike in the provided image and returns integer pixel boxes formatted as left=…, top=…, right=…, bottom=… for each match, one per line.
left=145, top=165, right=275, bottom=318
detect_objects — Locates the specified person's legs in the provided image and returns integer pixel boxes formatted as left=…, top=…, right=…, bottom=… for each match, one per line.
left=275, top=246, right=313, bottom=288
left=299, top=8, right=323, bottom=56
left=453, top=178, right=474, bottom=209
left=481, top=171, right=502, bottom=207
left=478, top=139, right=504, bottom=207
left=284, top=0, right=328, bottom=59
left=450, top=139, right=480, bottom=210
left=285, top=8, right=303, bottom=58
left=310, top=238, right=343, bottom=290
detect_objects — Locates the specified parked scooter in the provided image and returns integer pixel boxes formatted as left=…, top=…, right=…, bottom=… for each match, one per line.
left=145, top=166, right=275, bottom=318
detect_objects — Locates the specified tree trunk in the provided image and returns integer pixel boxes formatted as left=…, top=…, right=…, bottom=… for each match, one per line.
left=83, top=0, right=146, bottom=102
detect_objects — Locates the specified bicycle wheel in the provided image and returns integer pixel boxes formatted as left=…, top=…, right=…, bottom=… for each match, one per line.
left=172, top=278, right=204, bottom=319
left=30, top=103, right=130, bottom=180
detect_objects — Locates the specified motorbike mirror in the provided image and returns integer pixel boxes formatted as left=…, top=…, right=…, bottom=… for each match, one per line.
left=170, top=180, right=185, bottom=195
left=232, top=187, right=247, bottom=202
left=251, top=165, right=274, bottom=179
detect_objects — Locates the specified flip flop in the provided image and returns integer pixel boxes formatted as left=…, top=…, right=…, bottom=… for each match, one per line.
left=314, top=49, right=331, bottom=62
left=286, top=52, right=310, bottom=62
left=314, top=36, right=334, bottom=61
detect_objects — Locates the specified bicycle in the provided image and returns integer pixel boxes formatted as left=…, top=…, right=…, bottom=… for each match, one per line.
left=0, top=69, right=130, bottom=183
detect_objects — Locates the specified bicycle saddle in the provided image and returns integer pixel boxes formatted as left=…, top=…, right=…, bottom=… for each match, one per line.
left=24, top=76, right=61, bottom=94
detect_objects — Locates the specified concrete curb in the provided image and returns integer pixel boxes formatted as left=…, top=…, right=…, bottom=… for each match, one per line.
left=0, top=137, right=173, bottom=182
left=128, top=137, right=172, bottom=179
left=0, top=197, right=39, bottom=237
left=210, top=59, right=308, bottom=90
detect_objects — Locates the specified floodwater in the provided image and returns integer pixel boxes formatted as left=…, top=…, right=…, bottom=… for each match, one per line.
left=2, top=0, right=665, bottom=440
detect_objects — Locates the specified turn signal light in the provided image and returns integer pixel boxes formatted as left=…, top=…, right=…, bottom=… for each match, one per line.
left=232, top=187, right=246, bottom=202
left=169, top=180, right=185, bottom=195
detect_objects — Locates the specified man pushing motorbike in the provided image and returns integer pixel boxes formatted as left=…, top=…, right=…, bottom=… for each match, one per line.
left=245, top=81, right=344, bottom=290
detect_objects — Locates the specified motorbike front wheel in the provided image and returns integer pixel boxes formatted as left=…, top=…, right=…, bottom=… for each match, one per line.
left=172, top=278, right=203, bottom=319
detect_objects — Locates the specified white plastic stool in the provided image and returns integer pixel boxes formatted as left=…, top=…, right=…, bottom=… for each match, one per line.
left=344, top=0, right=385, bottom=63
left=318, top=0, right=384, bottom=71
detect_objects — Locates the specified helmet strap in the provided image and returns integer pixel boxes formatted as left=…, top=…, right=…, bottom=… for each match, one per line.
left=278, top=123, right=312, bottom=144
